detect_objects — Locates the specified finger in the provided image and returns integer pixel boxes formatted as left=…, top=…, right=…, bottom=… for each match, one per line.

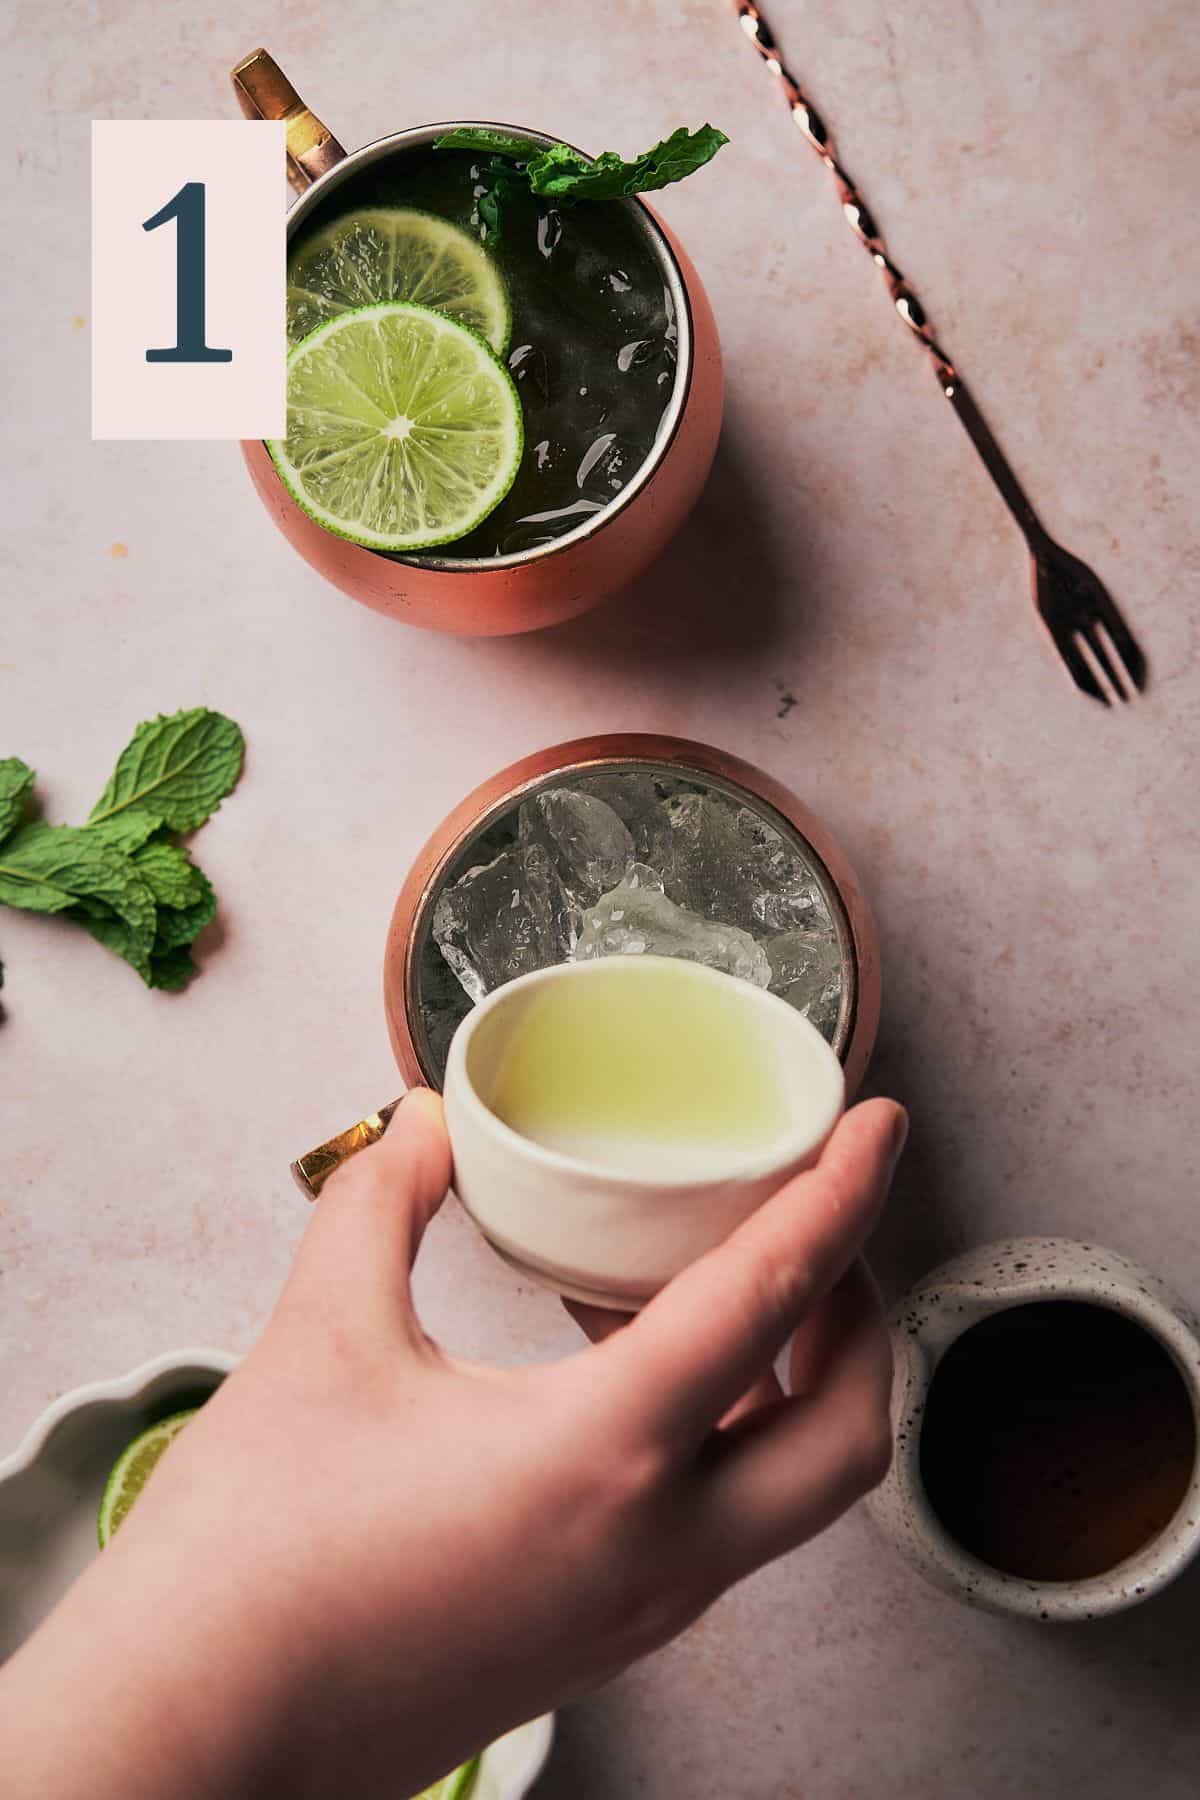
left=288, top=1089, right=451, bottom=1324
left=787, top=1257, right=879, bottom=1397
left=566, top=1299, right=784, bottom=1424
left=709, top=1276, right=870, bottom=1427
left=601, top=1099, right=906, bottom=1446
left=318, top=1088, right=451, bottom=1259
left=700, top=1260, right=893, bottom=1576
left=719, top=1369, right=786, bottom=1427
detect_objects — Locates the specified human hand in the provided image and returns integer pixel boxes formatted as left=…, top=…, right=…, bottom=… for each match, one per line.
left=0, top=1090, right=906, bottom=1800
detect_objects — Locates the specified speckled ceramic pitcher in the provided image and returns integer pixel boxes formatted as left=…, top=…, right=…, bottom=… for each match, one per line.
left=868, top=1237, right=1200, bottom=1621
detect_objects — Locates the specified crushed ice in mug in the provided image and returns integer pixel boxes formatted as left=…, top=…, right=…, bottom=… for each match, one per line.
left=421, top=771, right=844, bottom=1079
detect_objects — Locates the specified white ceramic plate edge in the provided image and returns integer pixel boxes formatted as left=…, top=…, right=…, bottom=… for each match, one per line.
left=0, top=1347, right=240, bottom=1482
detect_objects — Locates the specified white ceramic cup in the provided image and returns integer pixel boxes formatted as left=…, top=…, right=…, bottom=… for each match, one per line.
left=867, top=1236, right=1200, bottom=1621
left=443, top=955, right=846, bottom=1309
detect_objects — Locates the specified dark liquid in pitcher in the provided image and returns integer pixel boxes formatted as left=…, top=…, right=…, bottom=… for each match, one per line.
left=920, top=1301, right=1195, bottom=1582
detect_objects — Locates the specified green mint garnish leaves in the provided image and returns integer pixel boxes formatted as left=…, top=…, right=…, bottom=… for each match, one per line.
left=474, top=162, right=531, bottom=243
left=0, top=824, right=158, bottom=978
left=84, top=808, right=165, bottom=855
left=69, top=902, right=156, bottom=980
left=134, top=843, right=217, bottom=951
left=0, top=759, right=36, bottom=842
left=458, top=156, right=530, bottom=246
left=0, top=709, right=243, bottom=993
left=434, top=124, right=728, bottom=218
left=476, top=185, right=502, bottom=240
left=153, top=891, right=216, bottom=954
left=526, top=126, right=729, bottom=201
left=433, top=128, right=542, bottom=160
left=435, top=123, right=727, bottom=243
left=132, top=841, right=210, bottom=910
left=88, top=707, right=244, bottom=835
left=147, top=944, right=200, bottom=992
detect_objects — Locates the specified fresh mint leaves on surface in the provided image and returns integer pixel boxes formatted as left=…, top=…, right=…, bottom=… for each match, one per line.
left=0, top=709, right=243, bottom=992
left=0, top=759, right=36, bottom=842
left=84, top=809, right=164, bottom=855
left=0, top=824, right=159, bottom=977
left=87, top=706, right=243, bottom=835
left=434, top=124, right=728, bottom=241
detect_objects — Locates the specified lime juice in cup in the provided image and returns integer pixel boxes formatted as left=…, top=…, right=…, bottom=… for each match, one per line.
left=269, top=126, right=727, bottom=559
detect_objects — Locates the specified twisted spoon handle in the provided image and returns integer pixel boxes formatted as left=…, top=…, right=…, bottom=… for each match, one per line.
left=732, top=0, right=1048, bottom=552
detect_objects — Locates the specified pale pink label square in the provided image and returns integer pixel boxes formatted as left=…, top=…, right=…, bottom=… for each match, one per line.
left=92, top=120, right=286, bottom=440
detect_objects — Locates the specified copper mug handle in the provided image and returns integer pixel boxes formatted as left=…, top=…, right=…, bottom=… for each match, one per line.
left=291, top=1100, right=403, bottom=1199
left=231, top=48, right=347, bottom=193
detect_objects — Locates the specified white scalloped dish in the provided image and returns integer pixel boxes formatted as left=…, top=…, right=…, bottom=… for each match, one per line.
left=0, top=1350, right=553, bottom=1797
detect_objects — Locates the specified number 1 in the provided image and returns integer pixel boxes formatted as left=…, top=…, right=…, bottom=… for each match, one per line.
left=143, top=182, right=232, bottom=364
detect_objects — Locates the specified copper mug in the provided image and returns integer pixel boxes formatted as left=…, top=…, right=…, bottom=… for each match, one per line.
left=231, top=50, right=724, bottom=637
left=293, top=734, right=882, bottom=1218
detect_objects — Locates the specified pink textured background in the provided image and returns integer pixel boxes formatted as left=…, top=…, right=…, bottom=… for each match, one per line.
left=3, top=2, right=1199, bottom=1793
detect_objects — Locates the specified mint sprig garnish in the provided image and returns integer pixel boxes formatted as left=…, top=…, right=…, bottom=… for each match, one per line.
left=434, top=128, right=541, bottom=162
left=434, top=124, right=728, bottom=241
left=531, top=126, right=729, bottom=200
left=0, top=708, right=243, bottom=993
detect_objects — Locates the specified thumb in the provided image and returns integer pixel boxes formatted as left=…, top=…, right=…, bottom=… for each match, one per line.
left=287, top=1089, right=452, bottom=1327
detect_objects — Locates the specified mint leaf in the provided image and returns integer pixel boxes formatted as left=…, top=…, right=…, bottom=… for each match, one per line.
left=0, top=759, right=36, bottom=844
left=85, top=808, right=164, bottom=855
left=475, top=158, right=534, bottom=244
left=0, top=823, right=157, bottom=977
left=147, top=945, right=199, bottom=991
left=133, top=842, right=217, bottom=951
left=0, top=710, right=244, bottom=994
left=154, top=891, right=216, bottom=952
left=526, top=126, right=728, bottom=201
left=132, top=841, right=209, bottom=909
left=88, top=708, right=244, bottom=836
left=70, top=850, right=215, bottom=978
left=71, top=907, right=151, bottom=978
left=435, top=124, right=728, bottom=228
left=430, top=137, right=534, bottom=244
left=433, top=128, right=540, bottom=160
left=0, top=825, right=105, bottom=914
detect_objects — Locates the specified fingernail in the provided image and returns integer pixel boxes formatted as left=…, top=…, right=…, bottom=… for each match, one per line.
left=402, top=1087, right=446, bottom=1124
left=890, top=1107, right=910, bottom=1169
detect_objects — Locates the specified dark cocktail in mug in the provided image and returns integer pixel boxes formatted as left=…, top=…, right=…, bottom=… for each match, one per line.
left=234, top=52, right=725, bottom=636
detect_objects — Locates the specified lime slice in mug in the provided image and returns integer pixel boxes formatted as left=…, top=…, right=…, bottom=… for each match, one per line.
left=287, top=207, right=511, bottom=355
left=412, top=1756, right=481, bottom=1800
left=97, top=1410, right=196, bottom=1548
left=268, top=302, right=523, bottom=553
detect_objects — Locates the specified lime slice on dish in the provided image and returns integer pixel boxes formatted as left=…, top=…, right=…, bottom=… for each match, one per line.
left=412, top=1756, right=481, bottom=1800
left=97, top=1410, right=196, bottom=1548
left=268, top=302, right=523, bottom=553
left=287, top=207, right=511, bottom=355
